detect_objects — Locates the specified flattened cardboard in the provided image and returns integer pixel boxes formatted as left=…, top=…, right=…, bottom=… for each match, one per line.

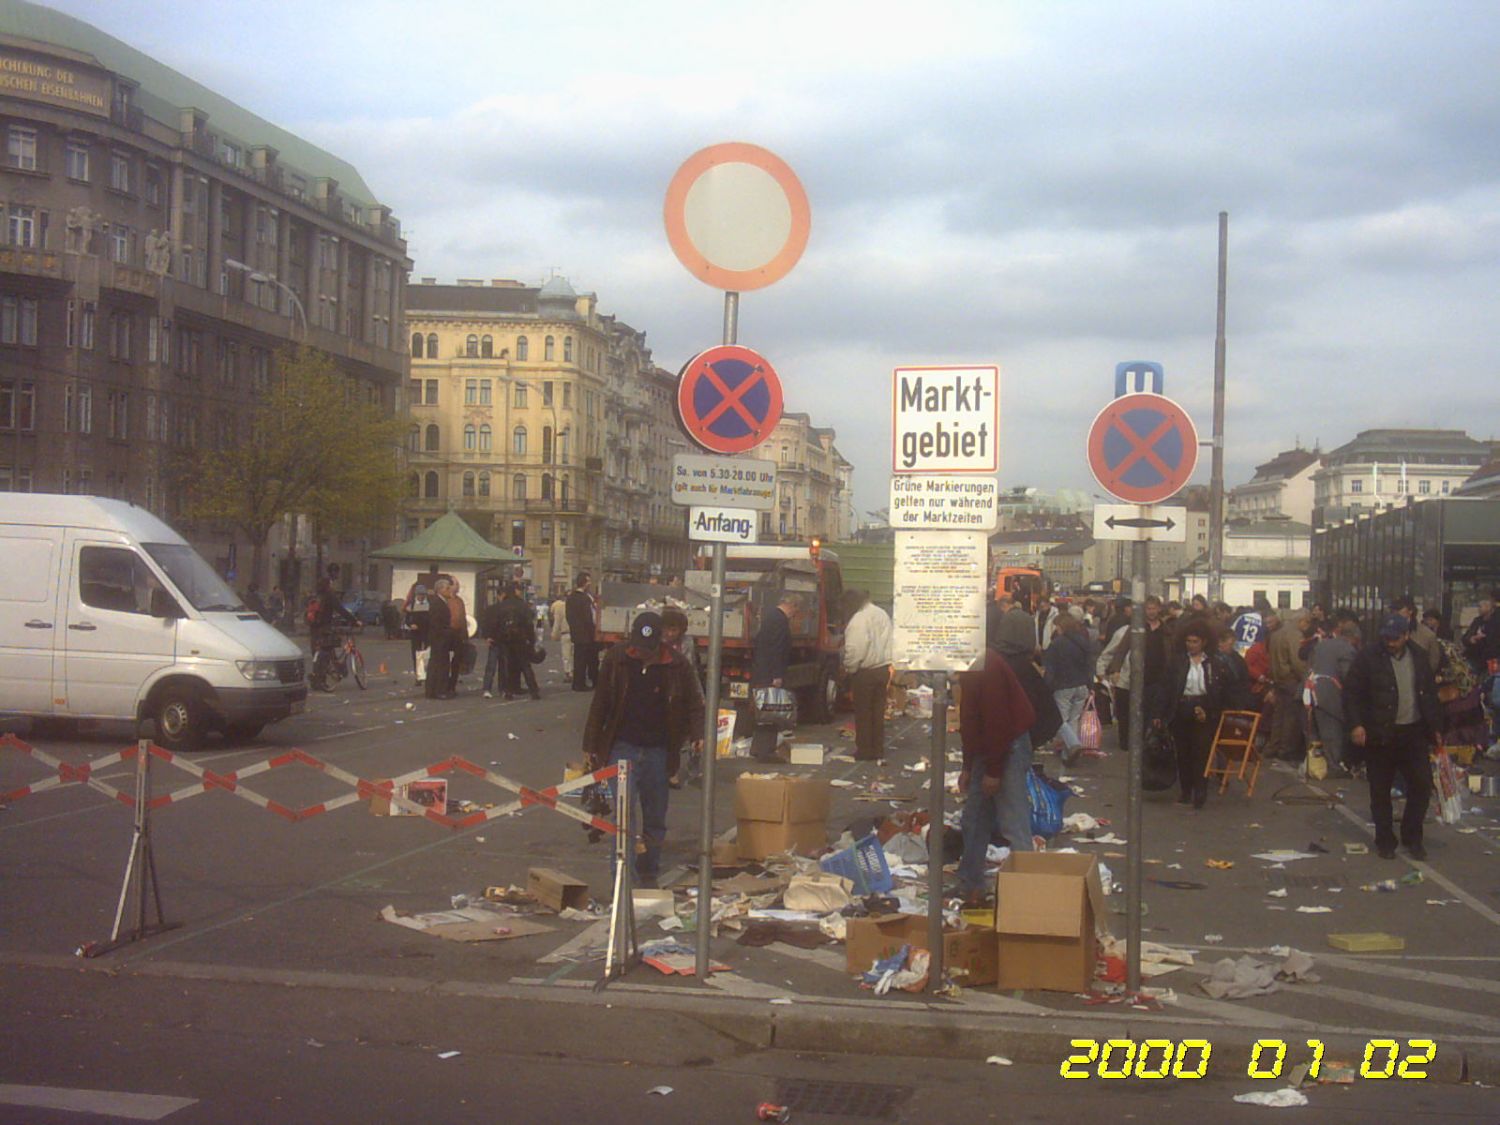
left=845, top=913, right=998, bottom=986
left=789, top=743, right=825, bottom=765
left=995, top=851, right=1108, bottom=992
left=379, top=905, right=552, bottom=943
left=370, top=778, right=449, bottom=817
left=527, top=867, right=590, bottom=912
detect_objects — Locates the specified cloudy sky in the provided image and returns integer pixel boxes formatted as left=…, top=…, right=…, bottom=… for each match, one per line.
left=50, top=0, right=1500, bottom=519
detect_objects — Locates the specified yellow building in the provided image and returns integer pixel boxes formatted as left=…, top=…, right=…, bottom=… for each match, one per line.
left=403, top=276, right=687, bottom=595
left=759, top=412, right=853, bottom=543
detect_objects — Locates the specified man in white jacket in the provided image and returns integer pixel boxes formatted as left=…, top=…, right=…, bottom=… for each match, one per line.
left=842, top=589, right=894, bottom=761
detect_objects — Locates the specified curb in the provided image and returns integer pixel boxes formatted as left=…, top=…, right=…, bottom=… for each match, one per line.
left=8, top=952, right=1496, bottom=1086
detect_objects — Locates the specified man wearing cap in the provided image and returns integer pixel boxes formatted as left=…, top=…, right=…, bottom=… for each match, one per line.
left=581, top=611, right=705, bottom=887
left=1343, top=613, right=1441, bottom=860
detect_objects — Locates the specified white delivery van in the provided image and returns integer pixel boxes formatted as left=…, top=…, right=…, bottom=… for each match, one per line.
left=0, top=495, right=307, bottom=750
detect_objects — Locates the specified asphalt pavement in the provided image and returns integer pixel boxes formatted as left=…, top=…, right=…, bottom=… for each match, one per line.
left=3, top=635, right=1499, bottom=1120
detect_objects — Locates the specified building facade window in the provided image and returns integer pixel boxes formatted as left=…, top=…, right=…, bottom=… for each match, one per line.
left=423, top=471, right=439, bottom=499
left=424, top=424, right=439, bottom=452
left=465, top=379, right=477, bottom=405
left=544, top=336, right=555, bottom=361
left=466, top=334, right=478, bottom=357
left=563, top=336, right=572, bottom=363
left=8, top=206, right=37, bottom=248
left=513, top=426, right=527, bottom=455
left=407, top=425, right=420, bottom=452
left=478, top=471, right=490, bottom=497
left=514, top=383, right=526, bottom=408
left=0, top=378, right=37, bottom=429
left=513, top=474, right=527, bottom=500
left=479, top=380, right=491, bottom=405
left=478, top=424, right=491, bottom=452
left=1351, top=479, right=1363, bottom=494
left=109, top=152, right=131, bottom=192
left=425, top=333, right=438, bottom=358
left=1418, top=479, right=1431, bottom=494
left=481, top=334, right=493, bottom=358
left=463, top=471, right=475, bottom=497
left=516, top=336, right=528, bottom=361
left=410, top=332, right=423, bottom=358
left=6, top=126, right=37, bottom=170
left=424, top=379, right=438, bottom=405
left=65, top=142, right=90, bottom=181
left=407, top=472, right=420, bottom=498
left=464, top=423, right=476, bottom=451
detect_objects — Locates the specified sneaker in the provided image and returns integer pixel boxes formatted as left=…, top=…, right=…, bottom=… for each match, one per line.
left=483, top=691, right=493, bottom=699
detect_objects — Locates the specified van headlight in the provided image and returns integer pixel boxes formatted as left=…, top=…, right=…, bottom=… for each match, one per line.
left=236, top=660, right=279, bottom=682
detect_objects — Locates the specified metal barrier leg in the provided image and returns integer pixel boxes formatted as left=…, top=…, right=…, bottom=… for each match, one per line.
left=598, top=758, right=638, bottom=989
left=83, top=740, right=178, bottom=958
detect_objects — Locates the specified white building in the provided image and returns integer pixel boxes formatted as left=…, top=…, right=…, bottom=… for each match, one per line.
left=1311, top=429, right=1490, bottom=527
left=1170, top=517, right=1311, bottom=610
left=1228, top=448, right=1320, bottom=524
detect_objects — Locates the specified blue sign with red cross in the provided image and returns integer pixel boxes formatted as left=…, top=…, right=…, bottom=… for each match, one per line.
left=676, top=345, right=784, bottom=455
left=1087, top=392, right=1199, bottom=504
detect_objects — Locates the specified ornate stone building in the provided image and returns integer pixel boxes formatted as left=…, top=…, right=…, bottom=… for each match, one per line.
left=0, top=1, right=409, bottom=590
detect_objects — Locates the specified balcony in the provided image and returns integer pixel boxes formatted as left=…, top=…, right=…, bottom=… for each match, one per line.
left=0, top=246, right=63, bottom=281
left=523, top=498, right=590, bottom=513
left=102, top=261, right=160, bottom=298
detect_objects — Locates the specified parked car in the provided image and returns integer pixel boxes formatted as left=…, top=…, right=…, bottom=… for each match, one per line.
left=340, top=590, right=387, bottom=627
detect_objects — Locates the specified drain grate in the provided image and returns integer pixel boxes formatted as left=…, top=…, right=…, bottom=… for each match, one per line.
left=775, top=1079, right=912, bottom=1119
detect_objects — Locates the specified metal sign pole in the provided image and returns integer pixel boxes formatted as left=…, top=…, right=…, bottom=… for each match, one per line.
left=695, top=291, right=738, bottom=981
left=926, top=673, right=947, bottom=991
left=1126, top=539, right=1148, bottom=992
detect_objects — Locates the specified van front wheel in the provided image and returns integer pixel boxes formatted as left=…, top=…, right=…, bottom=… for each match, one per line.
left=154, top=688, right=204, bottom=753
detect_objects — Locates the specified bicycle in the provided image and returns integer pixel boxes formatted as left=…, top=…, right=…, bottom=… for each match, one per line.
left=311, top=628, right=366, bottom=692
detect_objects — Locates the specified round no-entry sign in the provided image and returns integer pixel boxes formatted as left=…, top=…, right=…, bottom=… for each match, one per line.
left=664, top=142, right=810, bottom=291
left=1087, top=393, right=1199, bottom=504
left=676, top=345, right=783, bottom=454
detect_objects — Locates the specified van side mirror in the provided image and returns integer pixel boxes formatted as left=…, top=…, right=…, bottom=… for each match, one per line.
left=150, top=588, right=183, bottom=619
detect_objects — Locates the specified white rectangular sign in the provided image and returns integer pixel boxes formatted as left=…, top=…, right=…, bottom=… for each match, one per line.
left=892, top=529, right=988, bottom=672
left=1092, top=503, right=1188, bottom=542
left=889, top=475, right=998, bottom=531
left=688, top=505, right=759, bottom=544
left=891, top=365, right=1000, bottom=474
left=671, top=454, right=776, bottom=510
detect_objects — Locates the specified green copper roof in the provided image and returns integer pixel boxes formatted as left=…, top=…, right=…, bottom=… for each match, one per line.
left=370, top=511, right=518, bottom=564
left=0, top=0, right=379, bottom=206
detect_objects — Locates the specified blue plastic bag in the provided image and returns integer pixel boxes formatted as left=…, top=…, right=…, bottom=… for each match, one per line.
left=1027, top=766, right=1071, bottom=839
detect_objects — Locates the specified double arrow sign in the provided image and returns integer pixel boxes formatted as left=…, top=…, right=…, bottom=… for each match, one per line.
left=1093, top=503, right=1187, bottom=542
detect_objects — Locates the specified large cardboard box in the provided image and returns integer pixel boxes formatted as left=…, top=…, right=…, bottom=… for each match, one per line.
left=844, top=913, right=998, bottom=987
left=733, top=774, right=831, bottom=859
left=369, top=779, right=449, bottom=817
left=994, top=852, right=1108, bottom=992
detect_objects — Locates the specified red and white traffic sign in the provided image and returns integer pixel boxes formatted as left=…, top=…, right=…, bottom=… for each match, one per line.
left=664, top=142, right=810, bottom=291
left=676, top=345, right=784, bottom=455
left=1087, top=393, right=1199, bottom=504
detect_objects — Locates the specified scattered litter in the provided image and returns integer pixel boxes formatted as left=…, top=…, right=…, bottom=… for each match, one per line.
left=986, top=1055, right=1014, bottom=1066
left=1267, top=888, right=1288, bottom=898
left=769, top=997, right=794, bottom=1005
left=437, top=1051, right=461, bottom=1060
left=1343, top=842, right=1368, bottom=855
left=1150, top=879, right=1207, bottom=890
left=379, top=904, right=551, bottom=943
left=1308, top=842, right=1330, bottom=854
left=1080, top=833, right=1127, bottom=845
left=306, top=1038, right=324, bottom=1048
left=1360, top=879, right=1400, bottom=893
left=404, top=702, right=415, bottom=711
left=1425, top=898, right=1460, bottom=906
left=1233, top=1088, right=1308, bottom=1107
left=1062, top=812, right=1101, bottom=833
left=1205, top=859, right=1235, bottom=870
left=1251, top=850, right=1320, bottom=862
left=1199, top=951, right=1318, bottom=999
left=450, top=893, right=469, bottom=909
left=640, top=939, right=729, bottom=976
left=646, top=1086, right=674, bottom=1096
left=1399, top=870, right=1424, bottom=886
left=1328, top=932, right=1404, bottom=952
left=1295, top=906, right=1333, bottom=913
left=507, top=732, right=519, bottom=740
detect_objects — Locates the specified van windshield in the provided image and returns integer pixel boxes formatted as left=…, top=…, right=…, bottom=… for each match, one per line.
left=143, top=543, right=245, bottom=612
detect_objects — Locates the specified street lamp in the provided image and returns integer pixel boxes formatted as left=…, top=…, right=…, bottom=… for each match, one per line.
left=224, top=257, right=307, bottom=338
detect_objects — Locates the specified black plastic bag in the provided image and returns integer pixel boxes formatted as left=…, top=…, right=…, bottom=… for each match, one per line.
left=1142, top=724, right=1178, bottom=791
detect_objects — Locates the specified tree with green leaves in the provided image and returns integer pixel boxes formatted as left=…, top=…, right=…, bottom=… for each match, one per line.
left=184, top=347, right=407, bottom=591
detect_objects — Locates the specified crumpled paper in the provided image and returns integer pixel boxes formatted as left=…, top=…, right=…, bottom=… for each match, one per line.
left=1232, top=1087, right=1309, bottom=1107
left=1199, top=951, right=1319, bottom=999
left=783, top=872, right=853, bottom=913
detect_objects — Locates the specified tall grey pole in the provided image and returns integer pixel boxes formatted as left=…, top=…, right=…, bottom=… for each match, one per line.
left=926, top=674, right=947, bottom=992
left=1208, top=212, right=1228, bottom=605
left=695, top=291, right=738, bottom=980
left=1125, top=539, right=1148, bottom=992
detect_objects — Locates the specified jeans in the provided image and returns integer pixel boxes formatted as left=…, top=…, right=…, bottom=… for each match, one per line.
left=958, top=732, right=1034, bottom=894
left=607, top=739, right=670, bottom=880
left=1053, top=686, right=1090, bottom=751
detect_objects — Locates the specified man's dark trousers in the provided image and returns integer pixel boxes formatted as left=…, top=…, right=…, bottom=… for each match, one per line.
left=1367, top=723, right=1434, bottom=851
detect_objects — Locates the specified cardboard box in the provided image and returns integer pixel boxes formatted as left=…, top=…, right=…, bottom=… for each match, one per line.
left=844, top=913, right=998, bottom=986
left=789, top=743, right=825, bottom=765
left=1328, top=932, right=1405, bottom=952
left=733, top=774, right=831, bottom=859
left=994, top=852, right=1108, bottom=992
left=527, top=867, right=590, bottom=912
left=369, top=779, right=449, bottom=817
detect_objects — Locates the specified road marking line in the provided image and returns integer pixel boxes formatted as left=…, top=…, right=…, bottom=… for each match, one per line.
left=1317, top=952, right=1500, bottom=995
left=0, top=1084, right=195, bottom=1120
left=1296, top=981, right=1500, bottom=1034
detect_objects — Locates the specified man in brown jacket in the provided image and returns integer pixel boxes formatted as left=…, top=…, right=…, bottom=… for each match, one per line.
left=581, top=612, right=705, bottom=887
left=1266, top=609, right=1309, bottom=761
